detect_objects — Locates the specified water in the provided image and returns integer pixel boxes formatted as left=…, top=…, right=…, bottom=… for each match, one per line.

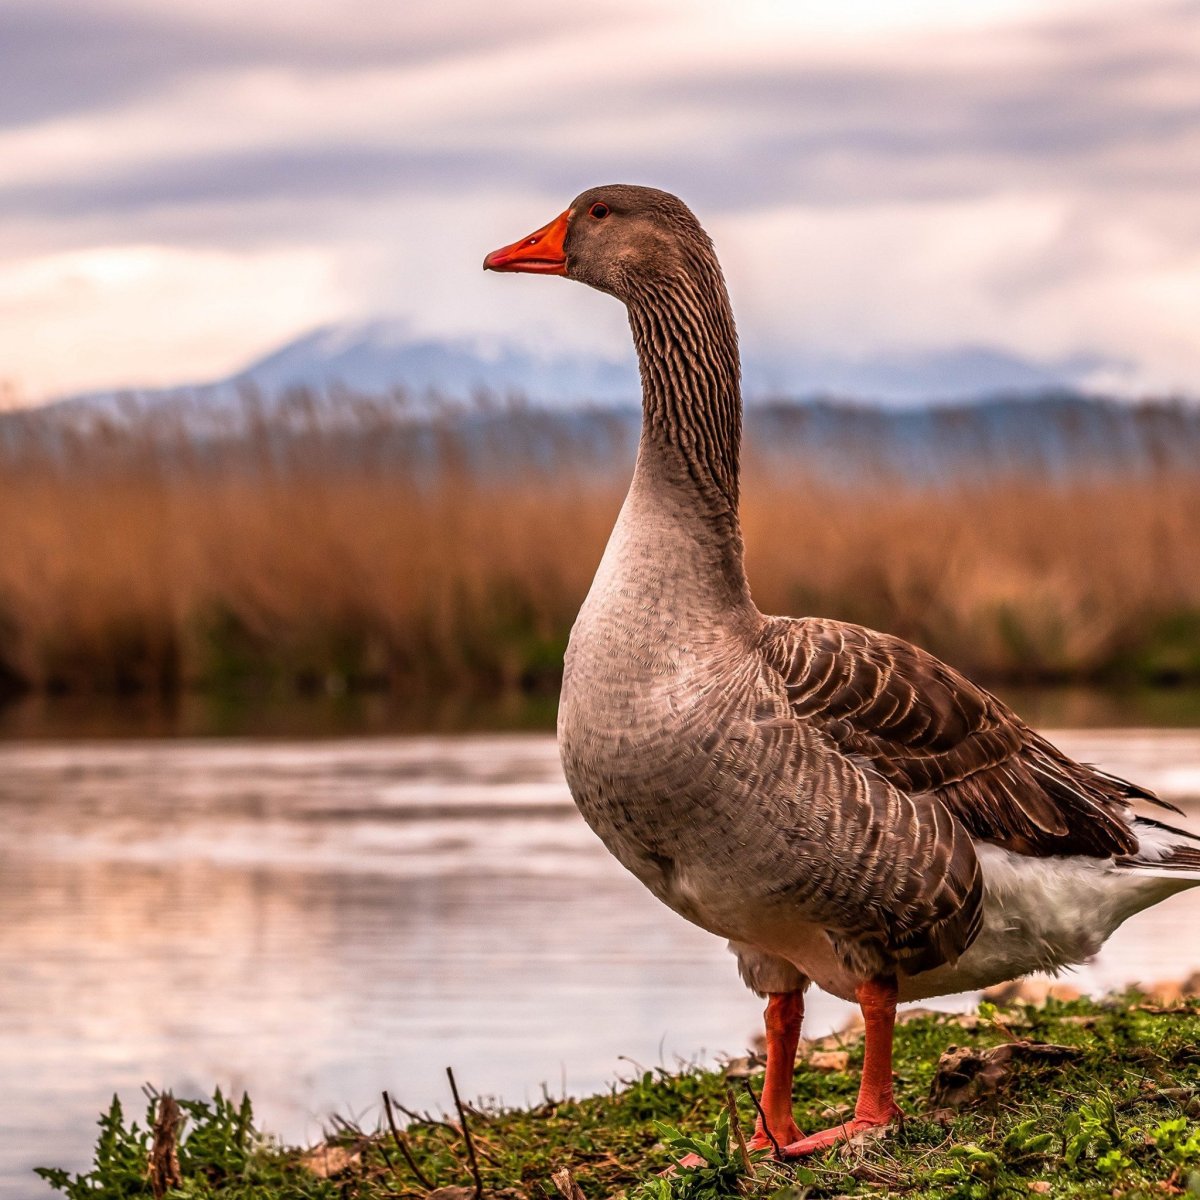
left=0, top=730, right=1198, bottom=1195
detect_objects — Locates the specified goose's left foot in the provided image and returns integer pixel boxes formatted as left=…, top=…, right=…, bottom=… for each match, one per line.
left=780, top=977, right=901, bottom=1158
left=777, top=1109, right=901, bottom=1156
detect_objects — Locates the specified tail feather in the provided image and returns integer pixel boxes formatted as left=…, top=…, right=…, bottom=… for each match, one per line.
left=1088, top=763, right=1185, bottom=815
left=1121, top=864, right=1200, bottom=883
left=1122, top=817, right=1200, bottom=883
left=1153, top=844, right=1200, bottom=874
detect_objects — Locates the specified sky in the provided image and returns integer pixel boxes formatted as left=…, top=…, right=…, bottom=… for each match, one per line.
left=1, top=0, right=1198, bottom=403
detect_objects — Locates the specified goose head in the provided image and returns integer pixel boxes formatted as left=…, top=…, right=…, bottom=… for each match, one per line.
left=483, top=184, right=712, bottom=302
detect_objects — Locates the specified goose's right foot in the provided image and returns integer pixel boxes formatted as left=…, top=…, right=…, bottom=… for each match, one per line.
left=749, top=990, right=806, bottom=1152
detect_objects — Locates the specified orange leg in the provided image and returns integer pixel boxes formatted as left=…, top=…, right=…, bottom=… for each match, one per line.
left=677, top=990, right=805, bottom=1169
left=747, top=991, right=805, bottom=1151
left=779, top=977, right=902, bottom=1157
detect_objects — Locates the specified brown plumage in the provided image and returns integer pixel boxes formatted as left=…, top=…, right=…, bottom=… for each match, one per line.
left=485, top=184, right=1200, bottom=1156
left=760, top=615, right=1176, bottom=860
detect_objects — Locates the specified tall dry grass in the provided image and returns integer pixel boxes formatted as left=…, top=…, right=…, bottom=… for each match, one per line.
left=1, top=393, right=1199, bottom=700
left=741, top=468, right=1200, bottom=683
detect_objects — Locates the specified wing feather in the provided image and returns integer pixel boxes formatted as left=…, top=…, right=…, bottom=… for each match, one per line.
left=760, top=616, right=1172, bottom=860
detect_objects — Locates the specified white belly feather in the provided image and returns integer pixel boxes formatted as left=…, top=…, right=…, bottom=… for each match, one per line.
left=746, top=826, right=1196, bottom=1004
left=900, top=834, right=1194, bottom=1002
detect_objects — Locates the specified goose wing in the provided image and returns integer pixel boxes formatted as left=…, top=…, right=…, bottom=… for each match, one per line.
left=760, top=616, right=1173, bottom=860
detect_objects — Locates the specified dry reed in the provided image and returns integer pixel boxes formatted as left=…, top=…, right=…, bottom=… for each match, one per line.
left=1, top=393, right=1198, bottom=700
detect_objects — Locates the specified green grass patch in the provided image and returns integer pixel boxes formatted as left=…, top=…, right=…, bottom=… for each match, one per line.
left=38, top=996, right=1200, bottom=1199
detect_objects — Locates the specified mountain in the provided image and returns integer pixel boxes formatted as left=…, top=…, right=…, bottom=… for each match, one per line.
left=230, top=321, right=640, bottom=405
left=40, top=318, right=1130, bottom=415
left=226, top=321, right=1119, bottom=407
left=11, top=343, right=1200, bottom=483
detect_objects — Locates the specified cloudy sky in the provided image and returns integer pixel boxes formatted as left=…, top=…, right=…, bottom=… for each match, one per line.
left=1, top=0, right=1198, bottom=402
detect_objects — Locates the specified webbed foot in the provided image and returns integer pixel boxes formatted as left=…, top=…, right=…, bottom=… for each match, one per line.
left=776, top=1104, right=901, bottom=1156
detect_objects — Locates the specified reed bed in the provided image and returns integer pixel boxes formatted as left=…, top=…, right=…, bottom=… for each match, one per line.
left=1, top=392, right=1198, bottom=701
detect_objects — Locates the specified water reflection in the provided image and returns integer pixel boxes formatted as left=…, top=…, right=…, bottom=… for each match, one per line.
left=0, top=732, right=1197, bottom=1195
left=5, top=685, right=1200, bottom=742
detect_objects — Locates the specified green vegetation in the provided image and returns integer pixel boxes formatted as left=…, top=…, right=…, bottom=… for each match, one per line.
left=40, top=996, right=1200, bottom=1199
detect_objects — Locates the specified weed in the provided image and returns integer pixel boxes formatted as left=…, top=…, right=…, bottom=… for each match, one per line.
left=35, top=997, right=1200, bottom=1199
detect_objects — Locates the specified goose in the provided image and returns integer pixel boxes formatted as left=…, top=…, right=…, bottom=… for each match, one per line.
left=483, top=185, right=1200, bottom=1156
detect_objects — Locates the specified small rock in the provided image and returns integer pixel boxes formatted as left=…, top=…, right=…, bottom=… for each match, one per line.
left=807, top=1028, right=864, bottom=1052
left=981, top=980, right=1024, bottom=1005
left=897, top=1006, right=948, bottom=1025
left=807, top=1050, right=851, bottom=1072
left=723, top=1054, right=764, bottom=1080
left=839, top=1011, right=867, bottom=1037
left=981, top=979, right=1081, bottom=1007
left=1045, top=983, right=1084, bottom=1003
left=1029, top=1182, right=1052, bottom=1194
left=300, top=1143, right=362, bottom=1179
left=1142, top=979, right=1185, bottom=1007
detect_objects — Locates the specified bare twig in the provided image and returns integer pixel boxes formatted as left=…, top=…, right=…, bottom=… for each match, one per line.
left=382, top=1091, right=435, bottom=1191
left=396, top=1101, right=459, bottom=1137
left=376, top=1136, right=397, bottom=1175
left=741, top=1079, right=781, bottom=1159
left=447, top=1067, right=485, bottom=1200
left=147, top=1092, right=183, bottom=1199
left=724, top=1086, right=755, bottom=1177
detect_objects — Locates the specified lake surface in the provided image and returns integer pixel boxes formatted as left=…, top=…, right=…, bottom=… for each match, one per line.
left=1, top=730, right=1198, bottom=1196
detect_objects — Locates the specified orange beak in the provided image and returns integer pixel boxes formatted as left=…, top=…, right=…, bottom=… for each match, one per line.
left=482, top=210, right=570, bottom=275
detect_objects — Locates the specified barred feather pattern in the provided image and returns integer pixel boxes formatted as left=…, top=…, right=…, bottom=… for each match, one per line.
left=626, top=275, right=742, bottom=516
left=551, top=184, right=1193, bottom=999
left=758, top=616, right=1177, bottom=859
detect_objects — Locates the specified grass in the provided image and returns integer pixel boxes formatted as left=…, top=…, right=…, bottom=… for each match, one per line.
left=3, top=392, right=1200, bottom=704
left=39, top=995, right=1200, bottom=1199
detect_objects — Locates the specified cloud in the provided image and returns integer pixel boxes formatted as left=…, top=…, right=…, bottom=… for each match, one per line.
left=0, top=243, right=348, bottom=398
left=5, top=2, right=1198, bottom=222
left=0, top=0, right=1198, bottom=398
left=0, top=3, right=252, bottom=127
left=0, top=0, right=633, bottom=127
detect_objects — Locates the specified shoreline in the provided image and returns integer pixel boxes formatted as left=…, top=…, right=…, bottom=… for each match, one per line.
left=37, top=993, right=1200, bottom=1199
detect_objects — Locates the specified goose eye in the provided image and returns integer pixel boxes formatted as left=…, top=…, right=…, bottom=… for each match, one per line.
left=589, top=202, right=610, bottom=219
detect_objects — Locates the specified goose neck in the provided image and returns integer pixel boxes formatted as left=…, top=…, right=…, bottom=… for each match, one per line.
left=622, top=263, right=751, bottom=610
left=626, top=268, right=743, bottom=519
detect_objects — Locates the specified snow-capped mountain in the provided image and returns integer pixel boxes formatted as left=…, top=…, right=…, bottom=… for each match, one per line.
left=229, top=321, right=640, bottom=405
left=41, top=318, right=1128, bottom=416
left=224, top=321, right=1118, bottom=406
